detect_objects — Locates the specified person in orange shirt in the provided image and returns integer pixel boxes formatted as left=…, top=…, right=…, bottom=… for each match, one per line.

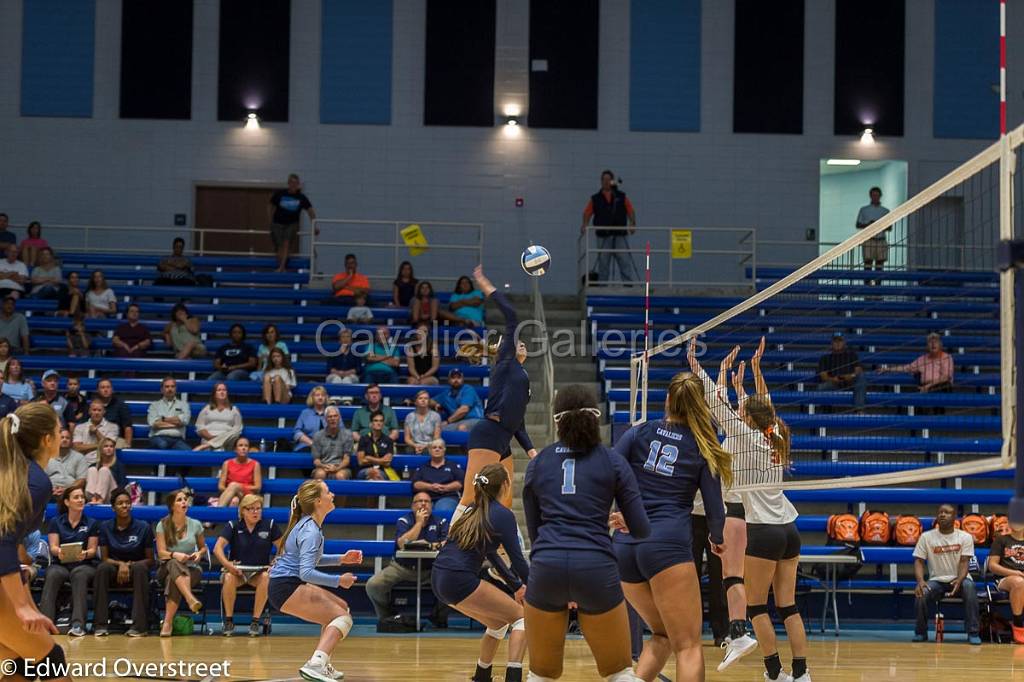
left=332, top=254, right=371, bottom=298
left=581, top=170, right=638, bottom=283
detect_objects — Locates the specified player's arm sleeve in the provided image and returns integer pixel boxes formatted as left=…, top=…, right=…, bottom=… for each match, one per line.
left=522, top=460, right=541, bottom=545
left=614, top=457, right=650, bottom=539
left=513, top=426, right=533, bottom=452
left=697, top=464, right=726, bottom=545
left=611, top=427, right=635, bottom=462
left=489, top=291, right=518, bottom=361
left=295, top=526, right=339, bottom=588
left=495, top=509, right=530, bottom=584
left=0, top=530, right=21, bottom=577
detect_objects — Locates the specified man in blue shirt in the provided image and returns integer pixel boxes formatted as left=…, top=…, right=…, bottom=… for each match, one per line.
left=365, top=492, right=449, bottom=631
left=411, top=439, right=464, bottom=517
left=433, top=369, right=483, bottom=433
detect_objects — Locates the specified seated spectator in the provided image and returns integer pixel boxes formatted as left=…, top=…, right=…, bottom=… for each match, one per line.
left=62, top=374, right=87, bottom=427
left=85, top=270, right=117, bottom=318
left=411, top=439, right=463, bottom=516
left=325, top=326, right=363, bottom=387
left=293, top=385, right=329, bottom=450
left=883, top=332, right=955, bottom=393
left=331, top=253, right=370, bottom=299
left=194, top=382, right=243, bottom=451
left=0, top=213, right=15, bottom=246
left=72, top=400, right=119, bottom=461
left=392, top=261, right=418, bottom=308
left=163, top=302, right=206, bottom=359
left=365, top=326, right=401, bottom=384
left=365, top=492, right=448, bottom=632
left=56, top=270, right=83, bottom=317
left=213, top=494, right=282, bottom=637
left=311, top=405, right=354, bottom=480
left=41, top=482, right=99, bottom=637
left=404, top=390, right=441, bottom=453
left=0, top=337, right=10, bottom=374
left=262, top=347, right=296, bottom=405
left=405, top=323, right=440, bottom=386
left=410, top=280, right=448, bottom=325
left=112, top=303, right=152, bottom=358
left=155, top=489, right=207, bottom=637
left=86, top=437, right=127, bottom=504
left=987, top=523, right=1024, bottom=643
left=216, top=437, right=261, bottom=507
left=357, top=413, right=396, bottom=480
left=449, top=275, right=484, bottom=327
left=46, top=428, right=87, bottom=496
left=347, top=292, right=374, bottom=322
left=35, top=369, right=68, bottom=420
left=250, top=323, right=289, bottom=383
left=209, top=323, right=258, bottom=381
left=0, top=244, right=29, bottom=298
left=65, top=310, right=90, bottom=357
left=19, top=221, right=49, bottom=267
left=3, top=357, right=34, bottom=403
left=0, top=296, right=30, bottom=354
left=96, top=377, right=133, bottom=447
left=816, top=333, right=867, bottom=410
left=913, top=503, right=980, bottom=644
left=28, top=246, right=62, bottom=298
left=351, top=383, right=399, bottom=440
left=0, top=369, right=18, bottom=418
left=94, top=488, right=154, bottom=637
left=155, top=237, right=197, bottom=287
left=147, top=377, right=191, bottom=450
left=433, top=368, right=483, bottom=432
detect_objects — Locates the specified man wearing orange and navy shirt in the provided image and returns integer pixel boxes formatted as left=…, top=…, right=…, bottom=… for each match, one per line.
left=331, top=253, right=371, bottom=299
left=580, top=170, right=638, bottom=282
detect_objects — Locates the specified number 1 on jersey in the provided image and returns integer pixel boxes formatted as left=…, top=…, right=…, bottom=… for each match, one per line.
left=561, top=458, right=577, bottom=495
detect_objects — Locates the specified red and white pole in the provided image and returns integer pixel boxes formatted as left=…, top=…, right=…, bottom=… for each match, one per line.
left=1001, top=0, right=1007, bottom=135
left=643, top=241, right=651, bottom=360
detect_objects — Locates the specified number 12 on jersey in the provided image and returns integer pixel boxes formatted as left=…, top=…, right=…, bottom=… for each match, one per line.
left=561, top=458, right=577, bottom=495
left=644, top=440, right=678, bottom=476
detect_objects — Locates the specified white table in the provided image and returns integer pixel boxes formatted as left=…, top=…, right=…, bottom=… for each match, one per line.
left=394, top=549, right=439, bottom=631
left=798, top=552, right=862, bottom=635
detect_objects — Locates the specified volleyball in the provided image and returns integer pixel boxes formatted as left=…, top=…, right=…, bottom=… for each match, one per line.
left=521, top=244, right=551, bottom=276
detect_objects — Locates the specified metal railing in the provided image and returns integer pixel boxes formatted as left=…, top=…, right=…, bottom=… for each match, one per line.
left=41, top=223, right=313, bottom=258
left=530, top=275, right=555, bottom=448
left=756, top=239, right=998, bottom=272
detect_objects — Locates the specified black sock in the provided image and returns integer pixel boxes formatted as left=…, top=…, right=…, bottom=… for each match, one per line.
left=1015, top=613, right=1024, bottom=627
left=792, top=657, right=807, bottom=678
left=224, top=617, right=233, bottom=625
left=504, top=665, right=522, bottom=682
left=728, top=619, right=746, bottom=639
left=764, top=653, right=782, bottom=680
left=472, top=663, right=492, bottom=682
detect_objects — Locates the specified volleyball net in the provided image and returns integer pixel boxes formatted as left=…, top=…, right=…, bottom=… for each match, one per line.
left=626, top=128, right=1024, bottom=491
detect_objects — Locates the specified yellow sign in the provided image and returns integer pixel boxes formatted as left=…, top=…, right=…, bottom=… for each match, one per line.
left=400, top=223, right=429, bottom=256
left=671, top=229, right=692, bottom=259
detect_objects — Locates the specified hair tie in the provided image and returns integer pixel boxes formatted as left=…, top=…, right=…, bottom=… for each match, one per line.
left=7, top=413, right=19, bottom=435
left=764, top=423, right=777, bottom=437
left=290, top=495, right=299, bottom=511
left=553, top=407, right=602, bottom=423
left=473, top=474, right=489, bottom=486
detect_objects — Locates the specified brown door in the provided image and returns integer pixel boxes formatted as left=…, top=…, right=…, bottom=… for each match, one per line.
left=194, top=185, right=285, bottom=255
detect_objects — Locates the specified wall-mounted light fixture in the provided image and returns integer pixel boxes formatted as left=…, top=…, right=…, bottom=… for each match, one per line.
left=244, top=111, right=260, bottom=130
left=826, top=159, right=861, bottom=166
left=502, top=103, right=522, bottom=137
left=860, top=127, right=875, bottom=145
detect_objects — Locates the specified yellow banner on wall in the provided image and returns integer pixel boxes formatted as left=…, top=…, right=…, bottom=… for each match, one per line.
left=671, top=229, right=693, bottom=259
left=400, top=224, right=429, bottom=256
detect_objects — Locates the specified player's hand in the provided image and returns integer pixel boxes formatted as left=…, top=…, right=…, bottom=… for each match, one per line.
left=514, top=586, right=526, bottom=604
left=608, top=512, right=628, bottom=533
left=337, top=572, right=357, bottom=589
left=752, top=336, right=766, bottom=366
left=732, top=361, right=746, bottom=394
left=687, top=337, right=699, bottom=373
left=710, top=540, right=726, bottom=556
left=526, top=448, right=538, bottom=459
left=17, top=605, right=58, bottom=635
left=720, top=345, right=740, bottom=372
left=340, top=549, right=363, bottom=565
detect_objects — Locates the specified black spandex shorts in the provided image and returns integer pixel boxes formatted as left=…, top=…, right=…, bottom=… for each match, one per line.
left=526, top=550, right=623, bottom=615
left=614, top=540, right=693, bottom=583
left=467, top=418, right=515, bottom=460
left=726, top=502, right=746, bottom=519
left=268, top=576, right=304, bottom=610
left=431, top=567, right=481, bottom=606
left=745, top=522, right=801, bottom=561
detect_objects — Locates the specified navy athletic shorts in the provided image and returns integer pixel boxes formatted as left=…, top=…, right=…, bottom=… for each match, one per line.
left=614, top=539, right=694, bottom=583
left=467, top=418, right=515, bottom=460
left=431, top=567, right=481, bottom=606
left=268, top=576, right=304, bottom=610
left=525, top=550, right=623, bottom=615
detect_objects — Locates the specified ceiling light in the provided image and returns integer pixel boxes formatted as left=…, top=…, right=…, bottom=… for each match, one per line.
left=826, top=159, right=861, bottom=166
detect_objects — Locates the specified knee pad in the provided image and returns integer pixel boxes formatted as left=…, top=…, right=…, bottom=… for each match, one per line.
left=747, top=603, right=770, bottom=620
left=511, top=617, right=525, bottom=631
left=485, top=623, right=510, bottom=640
left=723, top=576, right=744, bottom=593
left=36, top=644, right=68, bottom=680
left=327, top=613, right=353, bottom=638
left=776, top=603, right=800, bottom=621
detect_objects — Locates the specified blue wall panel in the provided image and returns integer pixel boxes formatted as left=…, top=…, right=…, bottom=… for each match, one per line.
left=629, top=0, right=701, bottom=132
left=934, top=0, right=999, bottom=139
left=321, top=0, right=392, bottom=125
left=21, top=0, right=95, bottom=117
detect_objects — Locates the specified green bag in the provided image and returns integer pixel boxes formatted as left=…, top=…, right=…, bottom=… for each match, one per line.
left=171, top=615, right=194, bottom=636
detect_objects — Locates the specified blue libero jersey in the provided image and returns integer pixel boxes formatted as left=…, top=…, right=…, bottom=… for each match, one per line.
left=433, top=502, right=529, bottom=590
left=613, top=420, right=726, bottom=545
left=523, top=442, right=650, bottom=558
left=483, top=291, right=533, bottom=451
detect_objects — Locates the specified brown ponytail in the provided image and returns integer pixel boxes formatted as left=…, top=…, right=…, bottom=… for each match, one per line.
left=744, top=395, right=790, bottom=466
left=665, top=372, right=733, bottom=488
left=0, top=402, right=59, bottom=536
left=449, top=463, right=508, bottom=552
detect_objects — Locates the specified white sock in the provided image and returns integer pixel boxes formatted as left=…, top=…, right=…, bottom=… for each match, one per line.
left=507, top=662, right=523, bottom=669
left=527, top=674, right=556, bottom=682
left=605, top=668, right=641, bottom=682
left=308, top=650, right=329, bottom=667
left=478, top=660, right=493, bottom=669
left=450, top=504, right=469, bottom=528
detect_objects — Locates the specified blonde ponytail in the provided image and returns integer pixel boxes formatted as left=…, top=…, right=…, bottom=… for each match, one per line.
left=0, top=403, right=59, bottom=535
left=279, top=480, right=324, bottom=553
left=666, top=372, right=733, bottom=488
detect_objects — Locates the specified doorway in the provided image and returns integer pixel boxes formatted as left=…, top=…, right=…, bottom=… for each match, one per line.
left=194, top=185, right=285, bottom=255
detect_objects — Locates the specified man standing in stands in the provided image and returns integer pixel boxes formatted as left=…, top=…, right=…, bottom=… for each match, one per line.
left=112, top=304, right=152, bottom=358
left=269, top=173, right=316, bottom=272
left=816, top=333, right=867, bottom=410
left=580, top=169, right=638, bottom=283
left=856, top=186, right=890, bottom=280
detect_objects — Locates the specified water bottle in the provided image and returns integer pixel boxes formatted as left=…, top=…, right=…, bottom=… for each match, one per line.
left=402, top=465, right=410, bottom=480
left=935, top=611, right=944, bottom=642
left=259, top=438, right=267, bottom=452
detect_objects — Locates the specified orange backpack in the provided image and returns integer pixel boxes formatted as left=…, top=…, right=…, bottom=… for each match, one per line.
left=960, top=514, right=990, bottom=546
left=894, top=515, right=923, bottom=546
left=990, top=515, right=1011, bottom=539
left=860, top=510, right=891, bottom=545
left=827, top=513, right=861, bottom=543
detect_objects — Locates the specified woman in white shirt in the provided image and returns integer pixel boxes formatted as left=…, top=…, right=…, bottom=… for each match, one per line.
left=194, top=383, right=243, bottom=451
left=85, top=270, right=116, bottom=318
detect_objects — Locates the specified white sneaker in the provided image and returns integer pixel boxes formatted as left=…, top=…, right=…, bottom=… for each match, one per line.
left=324, top=662, right=344, bottom=680
left=717, top=633, right=758, bottom=671
left=764, top=673, right=794, bottom=682
left=791, top=674, right=811, bottom=682
left=299, top=662, right=342, bottom=682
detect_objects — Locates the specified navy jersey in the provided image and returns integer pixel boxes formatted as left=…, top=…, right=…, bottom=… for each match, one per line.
left=613, top=420, right=726, bottom=545
left=432, top=502, right=529, bottom=590
left=523, top=442, right=650, bottom=558
left=483, top=292, right=533, bottom=451
left=0, top=459, right=51, bottom=577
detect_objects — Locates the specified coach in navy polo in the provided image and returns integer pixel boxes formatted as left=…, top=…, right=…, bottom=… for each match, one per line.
left=94, top=488, right=154, bottom=636
left=411, top=439, right=464, bottom=516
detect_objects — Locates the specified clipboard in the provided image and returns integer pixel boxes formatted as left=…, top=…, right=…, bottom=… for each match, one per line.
left=60, top=542, right=83, bottom=563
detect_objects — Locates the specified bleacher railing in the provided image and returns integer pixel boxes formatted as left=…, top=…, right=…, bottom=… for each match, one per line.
left=756, top=240, right=999, bottom=272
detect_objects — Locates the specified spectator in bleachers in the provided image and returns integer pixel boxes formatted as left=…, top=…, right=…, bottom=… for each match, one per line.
left=148, top=377, right=191, bottom=450
left=216, top=437, right=261, bottom=507
left=856, top=186, right=890, bottom=278
left=262, top=347, right=296, bottom=405
left=404, top=390, right=441, bottom=453
left=155, top=488, right=207, bottom=637
left=0, top=337, right=10, bottom=374
left=580, top=169, right=638, bottom=283
left=356, top=412, right=396, bottom=480
left=410, top=281, right=443, bottom=325
left=194, top=382, right=243, bottom=451
left=28, top=246, right=62, bottom=299
left=912, top=503, right=980, bottom=643
left=411, top=440, right=463, bottom=516
left=351, top=384, right=399, bottom=441
left=816, top=333, right=867, bottom=410
left=86, top=437, right=127, bottom=504
left=311, top=405, right=353, bottom=480
left=73, top=400, right=119, bottom=461
left=269, top=173, right=316, bottom=273
left=986, top=524, right=1024, bottom=643
left=250, top=323, right=289, bottom=384
left=405, top=322, right=440, bottom=386
left=213, top=494, right=282, bottom=637
left=41, top=482, right=99, bottom=637
left=164, top=302, right=206, bottom=359
left=883, top=333, right=955, bottom=393
left=0, top=244, right=29, bottom=298
left=96, top=377, right=133, bottom=447
left=94, top=487, right=154, bottom=637
left=63, top=374, right=87, bottom=427
left=85, top=270, right=117, bottom=318
left=449, top=275, right=484, bottom=327
left=46, top=428, right=87, bottom=497
left=56, top=270, right=83, bottom=317
left=0, top=370, right=16, bottom=418
left=19, top=221, right=49, bottom=267
left=35, top=369, right=68, bottom=420
left=209, top=323, right=258, bottom=381
left=364, top=326, right=401, bottom=384
left=293, top=385, right=330, bottom=451
left=0, top=296, right=30, bottom=354
left=112, top=303, right=152, bottom=359
left=325, top=327, right=363, bottom=388
left=392, top=261, right=418, bottom=308
left=346, top=292, right=374, bottom=322
left=66, top=310, right=90, bottom=357
left=2, top=357, right=34, bottom=402
left=331, top=253, right=370, bottom=299
left=0, top=212, right=14, bottom=245
left=433, top=368, right=483, bottom=433
left=366, top=492, right=448, bottom=631
left=154, top=237, right=197, bottom=287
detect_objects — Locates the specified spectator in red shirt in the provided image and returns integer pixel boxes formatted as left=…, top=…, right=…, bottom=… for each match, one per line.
left=112, top=304, right=152, bottom=358
left=882, top=333, right=954, bottom=393
left=331, top=253, right=371, bottom=299
left=580, top=169, right=638, bottom=283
